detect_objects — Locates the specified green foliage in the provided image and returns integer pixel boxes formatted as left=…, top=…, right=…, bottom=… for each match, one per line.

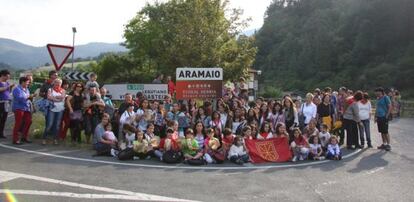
left=122, top=0, right=257, bottom=80
left=255, top=0, right=414, bottom=98
left=260, top=86, right=283, bottom=99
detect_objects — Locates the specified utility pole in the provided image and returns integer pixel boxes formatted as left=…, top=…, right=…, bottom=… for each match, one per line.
left=71, top=27, right=77, bottom=70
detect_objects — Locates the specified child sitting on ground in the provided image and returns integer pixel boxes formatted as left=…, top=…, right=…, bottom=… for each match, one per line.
left=222, top=128, right=235, bottom=154
left=203, top=128, right=221, bottom=164
left=257, top=121, right=273, bottom=140
left=309, top=135, right=325, bottom=160
left=133, top=131, right=149, bottom=159
left=228, top=136, right=249, bottom=165
left=155, top=128, right=180, bottom=161
left=181, top=128, right=204, bottom=161
left=291, top=128, right=310, bottom=162
left=103, top=124, right=119, bottom=157
left=144, top=123, right=159, bottom=158
left=319, top=124, right=331, bottom=149
left=123, top=123, right=137, bottom=149
left=104, top=124, right=117, bottom=143
left=326, top=136, right=342, bottom=160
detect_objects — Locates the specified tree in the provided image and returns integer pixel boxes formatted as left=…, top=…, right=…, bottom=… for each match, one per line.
left=254, top=0, right=414, bottom=97
left=123, top=0, right=257, bottom=80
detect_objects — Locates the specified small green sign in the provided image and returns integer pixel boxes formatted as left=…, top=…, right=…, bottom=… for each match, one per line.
left=127, top=84, right=144, bottom=90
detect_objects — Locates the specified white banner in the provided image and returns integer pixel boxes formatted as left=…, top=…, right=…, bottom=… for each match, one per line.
left=103, top=84, right=168, bottom=100
left=176, top=67, right=223, bottom=81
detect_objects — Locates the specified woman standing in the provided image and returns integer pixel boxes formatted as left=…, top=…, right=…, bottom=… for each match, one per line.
left=283, top=97, right=298, bottom=133
left=11, top=77, right=32, bottom=144
left=317, top=94, right=335, bottom=131
left=66, top=82, right=84, bottom=143
left=299, top=93, right=317, bottom=129
left=43, top=79, right=66, bottom=145
left=343, top=91, right=363, bottom=149
left=358, top=92, right=372, bottom=148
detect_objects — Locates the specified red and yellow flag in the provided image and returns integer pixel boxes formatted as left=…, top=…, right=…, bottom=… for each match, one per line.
left=245, top=137, right=292, bottom=163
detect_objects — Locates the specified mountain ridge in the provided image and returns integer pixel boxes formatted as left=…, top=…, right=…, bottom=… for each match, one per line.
left=0, top=38, right=127, bottom=69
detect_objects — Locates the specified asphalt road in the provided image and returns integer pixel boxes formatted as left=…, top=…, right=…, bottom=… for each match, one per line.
left=0, top=118, right=413, bottom=202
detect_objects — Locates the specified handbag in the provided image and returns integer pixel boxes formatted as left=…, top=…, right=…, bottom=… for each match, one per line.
left=69, top=110, right=83, bottom=121
left=211, top=149, right=226, bottom=164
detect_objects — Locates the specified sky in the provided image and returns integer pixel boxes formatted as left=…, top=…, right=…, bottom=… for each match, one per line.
left=0, top=0, right=272, bottom=47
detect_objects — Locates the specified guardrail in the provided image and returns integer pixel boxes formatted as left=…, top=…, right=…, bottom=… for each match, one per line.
left=400, top=100, right=414, bottom=118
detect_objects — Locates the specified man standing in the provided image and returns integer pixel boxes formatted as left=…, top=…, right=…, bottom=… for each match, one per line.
left=0, top=70, right=15, bottom=139
left=375, top=87, right=392, bottom=151
left=152, top=74, right=164, bottom=84
left=84, top=86, right=105, bottom=144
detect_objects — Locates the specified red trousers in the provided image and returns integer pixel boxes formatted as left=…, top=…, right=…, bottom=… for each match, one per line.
left=13, top=110, right=32, bottom=142
left=59, top=110, right=70, bottom=140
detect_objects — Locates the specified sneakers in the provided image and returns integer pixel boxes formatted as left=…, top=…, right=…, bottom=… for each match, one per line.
left=292, top=156, right=297, bottom=162
left=21, top=138, right=32, bottom=143
left=377, top=144, right=391, bottom=151
left=385, top=145, right=392, bottom=151
left=111, top=149, right=120, bottom=157
left=367, top=144, right=373, bottom=148
left=12, top=141, right=23, bottom=145
left=377, top=144, right=386, bottom=150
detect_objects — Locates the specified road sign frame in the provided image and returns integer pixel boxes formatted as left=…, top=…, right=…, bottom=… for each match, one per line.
left=46, top=44, right=74, bottom=71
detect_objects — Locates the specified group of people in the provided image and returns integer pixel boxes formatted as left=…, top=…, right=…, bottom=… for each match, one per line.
left=0, top=69, right=396, bottom=165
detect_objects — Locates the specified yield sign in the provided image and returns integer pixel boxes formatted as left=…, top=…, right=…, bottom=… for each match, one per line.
left=46, top=44, right=74, bottom=71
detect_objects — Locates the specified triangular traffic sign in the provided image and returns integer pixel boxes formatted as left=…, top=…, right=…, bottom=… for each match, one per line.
left=46, top=44, right=74, bottom=71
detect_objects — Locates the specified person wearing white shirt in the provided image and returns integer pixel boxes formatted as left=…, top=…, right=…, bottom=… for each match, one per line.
left=300, top=93, right=317, bottom=125
left=228, top=136, right=249, bottom=165
left=358, top=93, right=372, bottom=148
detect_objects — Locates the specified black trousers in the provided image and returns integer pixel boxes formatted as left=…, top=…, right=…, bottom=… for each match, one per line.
left=344, top=118, right=360, bottom=147
left=0, top=102, right=8, bottom=136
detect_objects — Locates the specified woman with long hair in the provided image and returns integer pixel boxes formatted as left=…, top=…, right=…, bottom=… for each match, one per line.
left=283, top=97, right=298, bottom=133
left=66, top=82, right=84, bottom=143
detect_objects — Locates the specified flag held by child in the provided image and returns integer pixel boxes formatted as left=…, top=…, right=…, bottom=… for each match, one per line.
left=245, top=137, right=292, bottom=163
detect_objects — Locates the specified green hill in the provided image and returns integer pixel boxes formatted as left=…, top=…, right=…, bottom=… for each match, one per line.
left=254, top=0, right=414, bottom=97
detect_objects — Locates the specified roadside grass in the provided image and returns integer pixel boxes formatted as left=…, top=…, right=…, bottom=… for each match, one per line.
left=30, top=112, right=93, bottom=149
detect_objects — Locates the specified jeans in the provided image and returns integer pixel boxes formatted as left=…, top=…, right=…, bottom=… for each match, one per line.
left=359, top=119, right=371, bottom=146
left=229, top=154, right=249, bottom=164
left=43, top=110, right=64, bottom=139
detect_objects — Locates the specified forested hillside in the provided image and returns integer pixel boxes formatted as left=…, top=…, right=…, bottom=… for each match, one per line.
left=255, top=0, right=414, bottom=97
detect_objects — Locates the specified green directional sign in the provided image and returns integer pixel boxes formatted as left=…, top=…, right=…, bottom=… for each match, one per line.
left=127, top=84, right=144, bottom=91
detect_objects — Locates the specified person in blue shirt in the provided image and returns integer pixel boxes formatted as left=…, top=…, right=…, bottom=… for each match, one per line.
left=11, top=77, right=32, bottom=145
left=375, top=87, right=392, bottom=151
left=0, top=69, right=14, bottom=139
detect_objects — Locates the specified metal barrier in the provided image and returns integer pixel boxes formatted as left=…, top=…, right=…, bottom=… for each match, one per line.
left=400, top=100, right=414, bottom=118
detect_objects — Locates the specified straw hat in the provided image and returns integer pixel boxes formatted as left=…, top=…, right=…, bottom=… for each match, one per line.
left=208, top=138, right=220, bottom=151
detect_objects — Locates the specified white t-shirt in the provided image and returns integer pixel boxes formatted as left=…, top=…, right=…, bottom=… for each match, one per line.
left=319, top=131, right=331, bottom=147
left=301, top=103, right=317, bottom=124
left=309, top=143, right=322, bottom=154
left=358, top=101, right=371, bottom=121
left=104, top=131, right=117, bottom=141
left=49, top=89, right=65, bottom=112
left=125, top=133, right=135, bottom=148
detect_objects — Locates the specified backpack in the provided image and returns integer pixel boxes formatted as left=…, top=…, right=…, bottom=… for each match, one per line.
left=187, top=158, right=206, bottom=166
left=162, top=150, right=182, bottom=164
left=118, top=148, right=135, bottom=161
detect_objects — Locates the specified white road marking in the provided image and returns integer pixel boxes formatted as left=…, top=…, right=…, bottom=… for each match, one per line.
left=366, top=167, right=385, bottom=175
left=0, top=143, right=363, bottom=170
left=0, top=170, right=196, bottom=202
